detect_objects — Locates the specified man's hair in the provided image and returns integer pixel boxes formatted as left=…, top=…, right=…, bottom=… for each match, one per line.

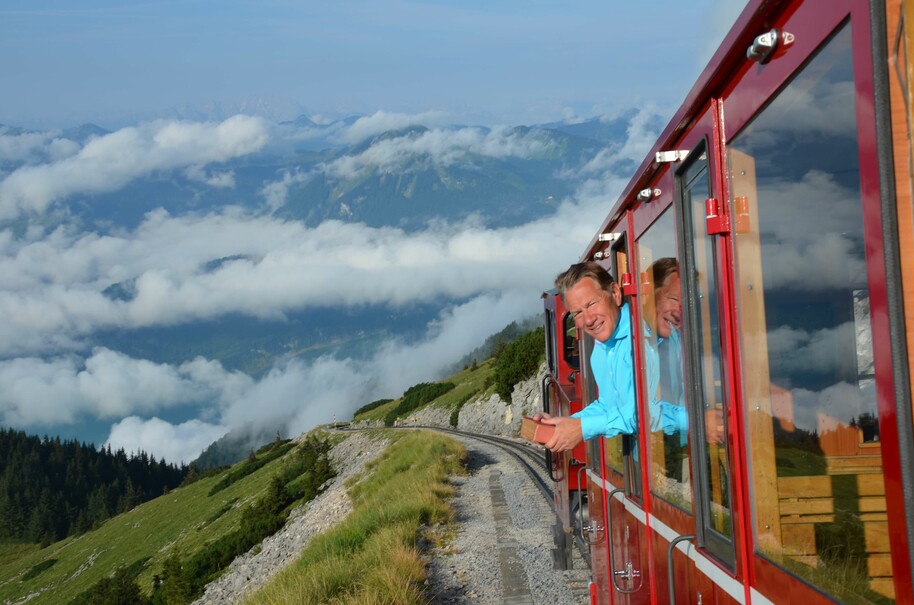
left=554, top=261, right=616, bottom=296
left=649, top=257, right=679, bottom=289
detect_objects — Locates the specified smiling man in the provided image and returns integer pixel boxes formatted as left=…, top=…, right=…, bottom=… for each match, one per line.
left=534, top=261, right=638, bottom=453
left=535, top=261, right=719, bottom=454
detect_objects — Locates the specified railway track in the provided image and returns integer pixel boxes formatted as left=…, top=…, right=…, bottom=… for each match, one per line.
left=417, top=426, right=593, bottom=604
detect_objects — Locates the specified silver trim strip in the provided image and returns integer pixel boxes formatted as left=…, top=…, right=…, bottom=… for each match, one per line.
left=590, top=473, right=748, bottom=604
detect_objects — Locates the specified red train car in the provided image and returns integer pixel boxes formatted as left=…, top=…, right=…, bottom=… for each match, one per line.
left=542, top=289, right=588, bottom=567
left=542, top=0, right=914, bottom=602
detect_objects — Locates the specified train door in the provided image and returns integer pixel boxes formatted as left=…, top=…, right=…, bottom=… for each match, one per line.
left=627, top=104, right=747, bottom=604
left=588, top=222, right=651, bottom=605
left=673, top=123, right=747, bottom=605
left=719, top=0, right=912, bottom=602
left=631, top=169, right=699, bottom=605
left=543, top=291, right=584, bottom=569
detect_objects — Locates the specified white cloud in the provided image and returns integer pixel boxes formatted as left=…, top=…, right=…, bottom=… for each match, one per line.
left=185, top=165, right=236, bottom=188
left=106, top=416, right=228, bottom=465
left=0, top=129, right=81, bottom=164
left=0, top=115, right=269, bottom=218
left=0, top=348, right=253, bottom=429
left=577, top=105, right=663, bottom=176
left=0, top=194, right=603, bottom=358
left=260, top=169, right=310, bottom=211
left=338, top=110, right=451, bottom=144
left=0, top=287, right=539, bottom=463
left=0, top=105, right=652, bottom=464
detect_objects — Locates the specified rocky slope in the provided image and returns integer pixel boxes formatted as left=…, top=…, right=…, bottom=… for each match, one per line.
left=354, top=363, right=547, bottom=437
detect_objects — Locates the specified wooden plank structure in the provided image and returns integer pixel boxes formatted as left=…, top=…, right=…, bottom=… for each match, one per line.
left=776, top=419, right=892, bottom=599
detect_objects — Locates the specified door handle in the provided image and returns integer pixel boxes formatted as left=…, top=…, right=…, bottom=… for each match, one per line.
left=606, top=488, right=643, bottom=594
left=667, top=534, right=696, bottom=605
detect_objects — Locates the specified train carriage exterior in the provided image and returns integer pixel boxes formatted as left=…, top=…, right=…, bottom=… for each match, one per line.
left=542, top=0, right=914, bottom=602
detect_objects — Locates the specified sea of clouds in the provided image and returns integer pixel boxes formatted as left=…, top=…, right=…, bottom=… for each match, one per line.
left=0, top=108, right=663, bottom=463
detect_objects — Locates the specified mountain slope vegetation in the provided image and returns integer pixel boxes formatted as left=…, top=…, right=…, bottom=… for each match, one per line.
left=0, top=320, right=545, bottom=605
left=0, top=428, right=186, bottom=546
left=0, top=434, right=333, bottom=605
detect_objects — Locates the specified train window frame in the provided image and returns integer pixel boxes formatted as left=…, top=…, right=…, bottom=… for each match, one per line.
left=674, top=137, right=737, bottom=569
left=633, top=204, right=693, bottom=515
left=544, top=308, right=558, bottom=376
left=610, top=231, right=644, bottom=500
left=562, top=311, right=580, bottom=372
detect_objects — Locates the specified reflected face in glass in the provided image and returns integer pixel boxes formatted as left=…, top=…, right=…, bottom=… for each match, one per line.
left=565, top=277, right=623, bottom=343
left=655, top=272, right=681, bottom=339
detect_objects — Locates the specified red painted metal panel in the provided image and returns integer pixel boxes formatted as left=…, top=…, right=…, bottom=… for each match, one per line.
left=847, top=0, right=914, bottom=600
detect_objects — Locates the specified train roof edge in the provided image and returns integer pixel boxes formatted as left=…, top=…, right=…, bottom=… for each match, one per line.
left=579, top=0, right=793, bottom=262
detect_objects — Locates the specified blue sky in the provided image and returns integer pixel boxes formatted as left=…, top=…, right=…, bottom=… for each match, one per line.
left=1, top=0, right=745, bottom=129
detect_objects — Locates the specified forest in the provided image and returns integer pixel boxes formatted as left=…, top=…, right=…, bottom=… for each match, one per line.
left=0, top=428, right=187, bottom=545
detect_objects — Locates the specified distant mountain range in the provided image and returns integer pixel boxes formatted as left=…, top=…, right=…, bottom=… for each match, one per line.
left=1, top=109, right=643, bottom=462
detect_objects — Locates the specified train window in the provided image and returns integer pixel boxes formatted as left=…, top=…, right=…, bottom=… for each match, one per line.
left=580, top=333, right=618, bottom=476
left=730, top=22, right=895, bottom=602
left=545, top=309, right=558, bottom=375
left=635, top=208, right=691, bottom=512
left=562, top=312, right=580, bottom=371
left=677, top=140, right=735, bottom=566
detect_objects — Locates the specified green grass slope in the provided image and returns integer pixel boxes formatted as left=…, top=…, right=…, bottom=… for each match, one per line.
left=352, top=359, right=495, bottom=426
left=0, top=436, right=337, bottom=605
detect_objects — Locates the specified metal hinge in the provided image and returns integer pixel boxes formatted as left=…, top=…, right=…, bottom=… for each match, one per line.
left=705, top=197, right=730, bottom=235
left=621, top=272, right=636, bottom=297
left=655, top=150, right=689, bottom=163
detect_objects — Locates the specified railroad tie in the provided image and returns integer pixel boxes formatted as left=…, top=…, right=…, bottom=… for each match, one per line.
left=489, top=470, right=535, bottom=605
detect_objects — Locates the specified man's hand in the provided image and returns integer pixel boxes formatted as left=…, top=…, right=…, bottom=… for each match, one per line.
left=705, top=407, right=725, bottom=445
left=536, top=415, right=584, bottom=453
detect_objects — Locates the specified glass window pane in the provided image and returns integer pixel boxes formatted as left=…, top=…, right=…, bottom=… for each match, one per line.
left=681, top=150, right=734, bottom=553
left=730, top=23, right=895, bottom=603
left=563, top=312, right=580, bottom=371
left=635, top=209, right=691, bottom=511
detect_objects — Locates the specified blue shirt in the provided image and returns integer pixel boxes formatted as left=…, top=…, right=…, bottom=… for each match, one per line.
left=571, top=303, right=688, bottom=441
left=648, top=326, right=689, bottom=445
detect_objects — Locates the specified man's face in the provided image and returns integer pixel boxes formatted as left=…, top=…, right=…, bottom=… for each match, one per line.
left=655, top=272, right=682, bottom=339
left=565, top=276, right=622, bottom=342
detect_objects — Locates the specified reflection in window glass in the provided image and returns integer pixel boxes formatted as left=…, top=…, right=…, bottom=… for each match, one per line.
left=731, top=24, right=894, bottom=603
left=563, top=313, right=580, bottom=371
left=545, top=310, right=557, bottom=375
left=636, top=209, right=691, bottom=511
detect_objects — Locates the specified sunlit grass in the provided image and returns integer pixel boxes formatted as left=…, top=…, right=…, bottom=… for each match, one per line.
left=352, top=361, right=494, bottom=424
left=0, top=441, right=310, bottom=605
left=244, top=430, right=466, bottom=605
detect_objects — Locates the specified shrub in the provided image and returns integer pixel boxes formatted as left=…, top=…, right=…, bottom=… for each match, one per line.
left=493, top=327, right=544, bottom=402
left=383, top=382, right=456, bottom=427
left=354, top=398, right=394, bottom=417
left=449, top=391, right=476, bottom=427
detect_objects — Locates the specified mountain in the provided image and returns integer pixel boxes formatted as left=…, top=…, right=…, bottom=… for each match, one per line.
left=40, top=119, right=607, bottom=234
left=273, top=124, right=603, bottom=230
left=539, top=109, right=664, bottom=144
left=156, top=97, right=310, bottom=124
left=60, top=123, right=110, bottom=144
